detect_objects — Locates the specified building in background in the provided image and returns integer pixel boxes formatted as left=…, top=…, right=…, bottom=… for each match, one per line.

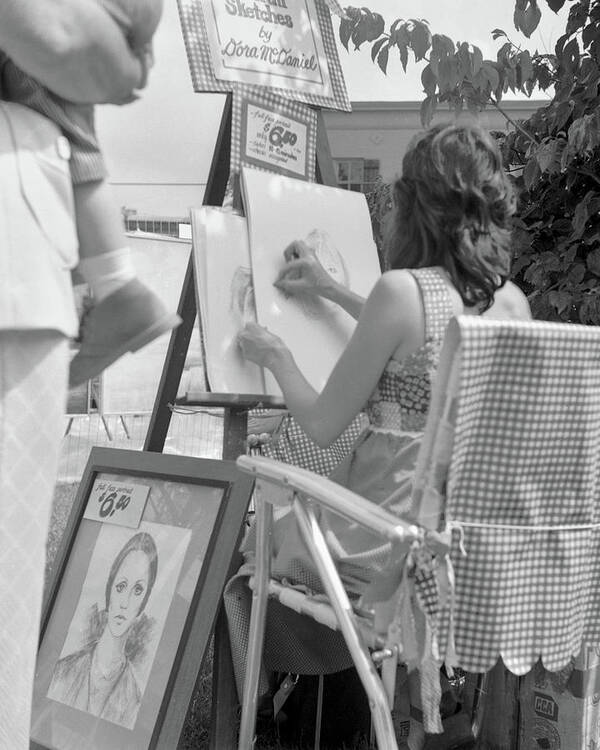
left=323, top=99, right=541, bottom=193
left=113, top=99, right=542, bottom=238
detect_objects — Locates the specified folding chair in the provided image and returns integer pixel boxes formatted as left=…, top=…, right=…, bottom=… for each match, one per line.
left=234, top=315, right=600, bottom=749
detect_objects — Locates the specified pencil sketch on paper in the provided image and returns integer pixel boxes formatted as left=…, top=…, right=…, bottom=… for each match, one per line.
left=191, top=208, right=265, bottom=395
left=47, top=522, right=190, bottom=730
left=229, top=265, right=257, bottom=327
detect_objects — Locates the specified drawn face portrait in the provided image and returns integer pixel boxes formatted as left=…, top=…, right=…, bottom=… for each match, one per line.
left=305, top=229, right=349, bottom=289
left=107, top=549, right=150, bottom=639
left=229, top=265, right=257, bottom=327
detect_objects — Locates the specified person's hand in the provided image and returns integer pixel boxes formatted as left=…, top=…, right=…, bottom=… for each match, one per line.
left=238, top=322, right=286, bottom=369
left=274, top=240, right=335, bottom=299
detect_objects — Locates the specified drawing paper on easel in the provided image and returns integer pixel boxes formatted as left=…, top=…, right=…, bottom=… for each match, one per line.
left=191, top=207, right=267, bottom=395
left=241, top=167, right=381, bottom=393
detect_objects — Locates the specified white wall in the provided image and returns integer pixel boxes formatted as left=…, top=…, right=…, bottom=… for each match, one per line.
left=323, top=100, right=543, bottom=183
left=96, top=2, right=225, bottom=217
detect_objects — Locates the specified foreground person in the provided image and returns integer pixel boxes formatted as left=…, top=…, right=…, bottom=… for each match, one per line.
left=0, top=2, right=152, bottom=746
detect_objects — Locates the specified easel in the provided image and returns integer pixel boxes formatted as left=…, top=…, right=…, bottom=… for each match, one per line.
left=143, top=91, right=338, bottom=748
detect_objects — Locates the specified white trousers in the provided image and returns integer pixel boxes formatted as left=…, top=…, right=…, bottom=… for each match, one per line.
left=0, top=330, right=68, bottom=750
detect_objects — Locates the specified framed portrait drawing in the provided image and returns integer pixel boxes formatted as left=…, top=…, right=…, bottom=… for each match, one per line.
left=31, top=447, right=255, bottom=750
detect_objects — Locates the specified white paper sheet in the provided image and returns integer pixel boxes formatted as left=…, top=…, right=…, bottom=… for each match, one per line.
left=241, top=167, right=381, bottom=393
left=190, top=207, right=266, bottom=395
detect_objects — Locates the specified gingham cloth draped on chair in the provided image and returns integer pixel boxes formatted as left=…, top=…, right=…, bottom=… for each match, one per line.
left=413, top=315, right=600, bottom=675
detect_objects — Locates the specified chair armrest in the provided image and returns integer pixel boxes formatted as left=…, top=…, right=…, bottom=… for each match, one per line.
left=237, top=454, right=422, bottom=546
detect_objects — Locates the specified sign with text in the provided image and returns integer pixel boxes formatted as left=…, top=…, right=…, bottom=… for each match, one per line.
left=177, top=0, right=350, bottom=110
left=83, top=477, right=150, bottom=528
left=204, top=0, right=332, bottom=97
left=240, top=95, right=314, bottom=179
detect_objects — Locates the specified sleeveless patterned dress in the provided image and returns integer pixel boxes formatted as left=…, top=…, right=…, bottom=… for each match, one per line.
left=270, top=267, right=456, bottom=579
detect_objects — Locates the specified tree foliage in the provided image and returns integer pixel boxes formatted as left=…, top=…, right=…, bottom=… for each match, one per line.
left=339, top=0, right=600, bottom=322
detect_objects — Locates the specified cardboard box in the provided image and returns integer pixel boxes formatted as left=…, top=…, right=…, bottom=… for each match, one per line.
left=519, top=645, right=600, bottom=749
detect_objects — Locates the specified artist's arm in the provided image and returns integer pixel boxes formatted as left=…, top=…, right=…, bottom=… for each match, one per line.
left=238, top=271, right=421, bottom=447
left=0, top=0, right=144, bottom=103
left=274, top=240, right=366, bottom=321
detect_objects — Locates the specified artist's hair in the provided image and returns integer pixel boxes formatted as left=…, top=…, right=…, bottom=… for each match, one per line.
left=383, top=122, right=516, bottom=311
left=105, top=532, right=158, bottom=613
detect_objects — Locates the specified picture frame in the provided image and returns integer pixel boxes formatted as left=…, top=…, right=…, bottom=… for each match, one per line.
left=31, top=447, right=255, bottom=750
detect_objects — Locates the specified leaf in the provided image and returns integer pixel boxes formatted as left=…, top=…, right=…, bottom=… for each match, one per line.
left=410, top=20, right=432, bottom=61
left=587, top=248, right=600, bottom=276
left=552, top=99, right=575, bottom=132
left=566, top=2, right=590, bottom=36
left=568, top=262, right=586, bottom=285
left=562, top=38, right=581, bottom=74
left=339, top=18, right=352, bottom=50
left=472, top=46, right=484, bottom=75
left=491, top=28, right=507, bottom=40
left=514, top=0, right=542, bottom=37
left=572, top=191, right=597, bottom=238
left=398, top=41, right=409, bottom=72
left=367, top=12, right=385, bottom=41
left=351, top=21, right=368, bottom=50
left=431, top=33, right=455, bottom=59
left=534, top=139, right=563, bottom=173
left=370, top=37, right=387, bottom=62
left=420, top=95, right=438, bottom=127
left=544, top=0, right=566, bottom=11
left=518, top=49, right=533, bottom=88
left=438, top=56, right=459, bottom=92
left=523, top=157, right=541, bottom=189
left=548, top=290, right=573, bottom=314
left=390, top=18, right=405, bottom=34
left=457, top=43, right=472, bottom=78
left=522, top=0, right=542, bottom=37
left=421, top=64, right=437, bottom=96
left=377, top=43, right=390, bottom=74
left=482, top=60, right=500, bottom=92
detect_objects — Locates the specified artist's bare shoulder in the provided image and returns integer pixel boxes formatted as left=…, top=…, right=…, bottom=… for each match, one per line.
left=485, top=281, right=532, bottom=321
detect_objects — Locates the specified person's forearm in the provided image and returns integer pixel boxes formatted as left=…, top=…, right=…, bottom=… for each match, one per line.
left=267, top=349, right=334, bottom=447
left=318, top=280, right=365, bottom=320
left=0, top=0, right=142, bottom=104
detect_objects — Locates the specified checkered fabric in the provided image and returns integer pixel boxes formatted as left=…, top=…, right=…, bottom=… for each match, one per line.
left=262, top=412, right=366, bottom=477
left=177, top=0, right=351, bottom=111
left=429, top=316, right=600, bottom=674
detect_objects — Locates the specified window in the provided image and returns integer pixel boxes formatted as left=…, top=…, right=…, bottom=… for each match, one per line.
left=123, top=218, right=190, bottom=239
left=333, top=158, right=380, bottom=193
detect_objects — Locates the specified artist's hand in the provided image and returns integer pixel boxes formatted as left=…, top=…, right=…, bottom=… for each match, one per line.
left=238, top=322, right=287, bottom=370
left=274, top=240, right=335, bottom=299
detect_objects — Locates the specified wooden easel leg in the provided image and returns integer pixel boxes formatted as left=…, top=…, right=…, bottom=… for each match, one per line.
left=144, top=94, right=232, bottom=454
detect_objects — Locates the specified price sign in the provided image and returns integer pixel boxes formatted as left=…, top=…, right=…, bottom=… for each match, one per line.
left=83, top=478, right=150, bottom=528
left=241, top=99, right=311, bottom=179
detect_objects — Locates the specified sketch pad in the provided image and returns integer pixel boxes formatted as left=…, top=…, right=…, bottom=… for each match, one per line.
left=190, top=207, right=267, bottom=395
left=241, top=167, right=381, bottom=392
